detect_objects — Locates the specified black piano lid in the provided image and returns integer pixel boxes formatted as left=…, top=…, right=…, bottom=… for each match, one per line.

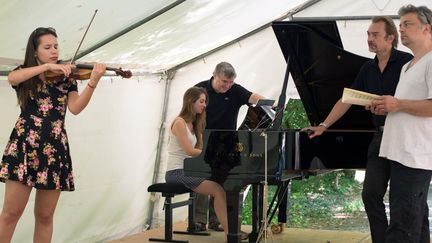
left=272, top=20, right=375, bottom=130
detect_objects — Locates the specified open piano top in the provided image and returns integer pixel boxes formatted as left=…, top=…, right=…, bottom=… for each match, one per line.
left=272, top=20, right=374, bottom=130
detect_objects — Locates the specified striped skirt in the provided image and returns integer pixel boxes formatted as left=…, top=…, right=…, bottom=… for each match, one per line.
left=165, top=169, right=206, bottom=190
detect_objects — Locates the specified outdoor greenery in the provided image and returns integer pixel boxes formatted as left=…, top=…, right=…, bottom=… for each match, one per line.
left=286, top=170, right=364, bottom=228
left=241, top=99, right=366, bottom=230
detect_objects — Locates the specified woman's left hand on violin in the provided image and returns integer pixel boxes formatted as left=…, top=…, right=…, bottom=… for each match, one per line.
left=89, top=63, right=106, bottom=84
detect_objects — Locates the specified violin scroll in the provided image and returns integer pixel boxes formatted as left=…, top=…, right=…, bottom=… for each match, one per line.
left=113, top=67, right=132, bottom=79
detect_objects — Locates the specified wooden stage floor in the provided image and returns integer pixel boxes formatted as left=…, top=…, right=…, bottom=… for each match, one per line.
left=107, top=221, right=372, bottom=243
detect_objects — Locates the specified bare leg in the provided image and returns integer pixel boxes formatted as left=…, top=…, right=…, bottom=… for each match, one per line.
left=33, top=189, right=61, bottom=243
left=0, top=181, right=32, bottom=243
left=193, top=180, right=227, bottom=235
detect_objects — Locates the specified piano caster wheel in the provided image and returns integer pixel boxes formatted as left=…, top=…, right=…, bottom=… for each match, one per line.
left=271, top=223, right=284, bottom=234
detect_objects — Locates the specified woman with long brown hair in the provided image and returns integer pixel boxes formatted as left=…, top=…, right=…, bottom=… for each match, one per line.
left=165, top=87, right=228, bottom=236
left=0, top=27, right=106, bottom=242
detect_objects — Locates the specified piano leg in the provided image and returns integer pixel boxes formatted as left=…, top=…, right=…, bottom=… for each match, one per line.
left=226, top=190, right=243, bottom=243
left=249, top=184, right=262, bottom=242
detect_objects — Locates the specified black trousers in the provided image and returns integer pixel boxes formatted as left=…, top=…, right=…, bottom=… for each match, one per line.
left=195, top=170, right=229, bottom=226
left=277, top=180, right=289, bottom=223
left=194, top=194, right=219, bottom=226
left=362, top=132, right=432, bottom=243
left=385, top=160, right=432, bottom=243
left=362, top=132, right=390, bottom=243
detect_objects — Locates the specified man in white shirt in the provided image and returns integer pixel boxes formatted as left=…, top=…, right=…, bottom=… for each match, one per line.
left=371, top=4, right=432, bottom=243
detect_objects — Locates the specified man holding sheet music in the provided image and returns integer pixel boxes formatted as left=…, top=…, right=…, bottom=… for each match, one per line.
left=371, top=5, right=432, bottom=242
left=193, top=61, right=264, bottom=235
left=302, top=16, right=412, bottom=243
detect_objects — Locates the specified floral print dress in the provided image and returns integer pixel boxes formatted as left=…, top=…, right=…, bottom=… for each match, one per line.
left=0, top=76, right=78, bottom=191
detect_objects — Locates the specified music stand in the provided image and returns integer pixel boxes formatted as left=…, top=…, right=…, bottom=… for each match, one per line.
left=256, top=131, right=274, bottom=243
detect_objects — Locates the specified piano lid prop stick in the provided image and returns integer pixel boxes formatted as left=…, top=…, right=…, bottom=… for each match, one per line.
left=256, top=132, right=274, bottom=242
left=270, top=56, right=290, bottom=130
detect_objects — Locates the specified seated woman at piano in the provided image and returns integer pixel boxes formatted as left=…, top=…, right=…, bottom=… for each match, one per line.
left=165, top=87, right=228, bottom=236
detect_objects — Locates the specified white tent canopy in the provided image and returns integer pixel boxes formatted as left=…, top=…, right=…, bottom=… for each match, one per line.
left=0, top=0, right=431, bottom=242
left=0, top=0, right=310, bottom=74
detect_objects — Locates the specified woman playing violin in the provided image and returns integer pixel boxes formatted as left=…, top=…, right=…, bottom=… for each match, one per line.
left=0, top=27, right=106, bottom=243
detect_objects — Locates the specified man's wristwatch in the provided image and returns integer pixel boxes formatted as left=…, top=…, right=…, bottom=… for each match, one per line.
left=318, top=122, right=328, bottom=129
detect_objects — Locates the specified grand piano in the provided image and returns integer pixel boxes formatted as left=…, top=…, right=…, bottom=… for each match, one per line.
left=184, top=20, right=376, bottom=243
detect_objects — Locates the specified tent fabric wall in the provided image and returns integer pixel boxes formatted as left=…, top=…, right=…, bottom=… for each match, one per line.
left=0, top=0, right=181, bottom=72
left=0, top=0, right=310, bottom=74
left=0, top=75, right=166, bottom=242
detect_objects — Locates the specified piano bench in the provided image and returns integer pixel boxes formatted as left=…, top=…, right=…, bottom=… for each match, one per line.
left=147, top=182, right=210, bottom=243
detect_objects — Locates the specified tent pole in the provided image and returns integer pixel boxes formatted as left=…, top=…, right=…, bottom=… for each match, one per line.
left=147, top=70, right=176, bottom=229
left=292, top=15, right=399, bottom=21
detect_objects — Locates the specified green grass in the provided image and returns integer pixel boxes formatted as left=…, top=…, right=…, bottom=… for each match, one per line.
left=241, top=170, right=365, bottom=228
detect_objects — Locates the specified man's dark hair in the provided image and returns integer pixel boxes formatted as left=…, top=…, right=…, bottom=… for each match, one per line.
left=398, top=4, right=432, bottom=31
left=372, top=16, right=399, bottom=47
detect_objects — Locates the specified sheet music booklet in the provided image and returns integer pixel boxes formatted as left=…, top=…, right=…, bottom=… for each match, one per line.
left=341, top=88, right=379, bottom=106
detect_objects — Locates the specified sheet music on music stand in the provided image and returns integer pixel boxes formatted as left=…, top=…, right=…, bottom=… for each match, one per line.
left=256, top=99, right=275, bottom=107
left=255, top=99, right=276, bottom=120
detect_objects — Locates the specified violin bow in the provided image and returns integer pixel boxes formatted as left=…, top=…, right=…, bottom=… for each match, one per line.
left=70, top=9, right=98, bottom=64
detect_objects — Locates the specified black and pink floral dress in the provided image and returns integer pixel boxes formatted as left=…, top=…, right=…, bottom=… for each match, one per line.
left=0, top=77, right=78, bottom=191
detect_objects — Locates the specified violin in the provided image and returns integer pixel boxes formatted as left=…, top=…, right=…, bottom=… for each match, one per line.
left=44, top=63, right=132, bottom=81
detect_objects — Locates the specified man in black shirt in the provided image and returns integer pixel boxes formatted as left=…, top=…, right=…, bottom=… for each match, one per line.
left=194, top=62, right=263, bottom=233
left=303, top=16, right=412, bottom=243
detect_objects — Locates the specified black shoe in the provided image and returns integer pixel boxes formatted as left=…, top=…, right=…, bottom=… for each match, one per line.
left=208, top=223, right=224, bottom=232
left=188, top=222, right=207, bottom=232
